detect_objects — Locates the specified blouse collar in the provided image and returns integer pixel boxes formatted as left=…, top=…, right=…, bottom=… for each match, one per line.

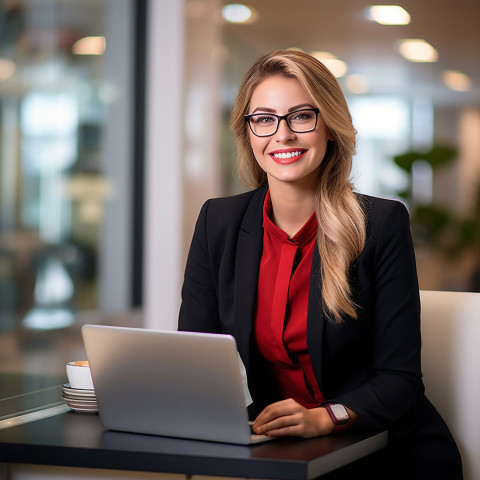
left=262, top=189, right=318, bottom=246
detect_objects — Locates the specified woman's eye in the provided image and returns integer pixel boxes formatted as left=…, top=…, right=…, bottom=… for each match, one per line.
left=252, top=115, right=275, bottom=124
left=291, top=111, right=314, bottom=122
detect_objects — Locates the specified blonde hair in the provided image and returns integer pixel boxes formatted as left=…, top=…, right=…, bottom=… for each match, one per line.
left=230, top=50, right=366, bottom=323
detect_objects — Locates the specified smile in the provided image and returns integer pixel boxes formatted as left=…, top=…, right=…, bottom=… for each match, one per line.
left=269, top=149, right=307, bottom=164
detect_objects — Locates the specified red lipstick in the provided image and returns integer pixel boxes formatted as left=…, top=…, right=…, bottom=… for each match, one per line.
left=269, top=148, right=307, bottom=165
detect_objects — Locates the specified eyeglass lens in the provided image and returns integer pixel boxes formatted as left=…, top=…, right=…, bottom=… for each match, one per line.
left=248, top=109, right=317, bottom=136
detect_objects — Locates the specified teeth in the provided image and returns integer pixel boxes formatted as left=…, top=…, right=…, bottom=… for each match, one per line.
left=272, top=151, right=303, bottom=159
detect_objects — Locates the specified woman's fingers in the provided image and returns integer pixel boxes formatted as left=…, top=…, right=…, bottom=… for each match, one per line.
left=253, top=399, right=325, bottom=437
left=253, top=399, right=299, bottom=428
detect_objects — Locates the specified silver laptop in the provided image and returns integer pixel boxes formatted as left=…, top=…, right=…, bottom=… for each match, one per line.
left=81, top=324, right=270, bottom=445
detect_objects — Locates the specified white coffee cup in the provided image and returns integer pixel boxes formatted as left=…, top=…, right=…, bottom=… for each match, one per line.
left=66, top=361, right=94, bottom=390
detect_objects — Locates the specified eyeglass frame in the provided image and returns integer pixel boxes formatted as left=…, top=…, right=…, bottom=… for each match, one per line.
left=244, top=107, right=320, bottom=137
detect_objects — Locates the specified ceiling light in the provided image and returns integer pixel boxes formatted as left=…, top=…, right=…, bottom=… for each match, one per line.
left=443, top=70, right=471, bottom=92
left=398, top=39, right=438, bottom=62
left=323, top=59, right=348, bottom=78
left=366, top=5, right=410, bottom=25
left=311, top=51, right=348, bottom=78
left=72, top=36, right=106, bottom=55
left=311, top=51, right=335, bottom=60
left=345, top=74, right=369, bottom=94
left=0, top=58, right=16, bottom=81
left=222, top=4, right=255, bottom=24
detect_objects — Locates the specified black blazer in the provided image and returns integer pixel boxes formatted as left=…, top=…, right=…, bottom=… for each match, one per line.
left=178, top=184, right=428, bottom=434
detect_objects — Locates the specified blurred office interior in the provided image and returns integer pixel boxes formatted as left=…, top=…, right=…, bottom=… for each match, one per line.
left=0, top=0, right=479, bottom=376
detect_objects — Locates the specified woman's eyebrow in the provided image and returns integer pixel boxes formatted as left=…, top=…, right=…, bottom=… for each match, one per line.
left=288, top=103, right=315, bottom=112
left=250, top=103, right=315, bottom=114
left=250, top=107, right=276, bottom=114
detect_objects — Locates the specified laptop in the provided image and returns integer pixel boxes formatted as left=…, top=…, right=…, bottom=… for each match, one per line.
left=81, top=324, right=271, bottom=445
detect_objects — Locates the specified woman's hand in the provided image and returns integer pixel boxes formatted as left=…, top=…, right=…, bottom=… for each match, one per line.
left=252, top=398, right=336, bottom=438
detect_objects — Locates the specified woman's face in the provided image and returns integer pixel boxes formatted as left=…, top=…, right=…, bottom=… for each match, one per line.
left=247, top=75, right=331, bottom=190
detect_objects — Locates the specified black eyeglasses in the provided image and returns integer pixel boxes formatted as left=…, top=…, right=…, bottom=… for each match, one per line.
left=244, top=108, right=320, bottom=137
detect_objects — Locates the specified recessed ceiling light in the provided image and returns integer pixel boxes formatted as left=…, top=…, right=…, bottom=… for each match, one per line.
left=311, top=51, right=337, bottom=61
left=72, top=36, right=106, bottom=55
left=366, top=5, right=410, bottom=25
left=345, top=74, right=369, bottom=94
left=311, top=51, right=348, bottom=78
left=222, top=4, right=255, bottom=24
left=0, top=57, right=16, bottom=81
left=398, top=39, right=438, bottom=62
left=443, top=70, right=471, bottom=91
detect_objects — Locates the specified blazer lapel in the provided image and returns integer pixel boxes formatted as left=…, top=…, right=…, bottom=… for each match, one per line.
left=233, top=186, right=267, bottom=372
left=307, top=246, right=326, bottom=390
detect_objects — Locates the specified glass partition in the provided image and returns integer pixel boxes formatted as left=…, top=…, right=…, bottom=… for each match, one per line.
left=0, top=1, right=136, bottom=342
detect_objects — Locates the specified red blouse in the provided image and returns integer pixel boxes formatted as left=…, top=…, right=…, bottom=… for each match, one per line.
left=255, top=191, right=325, bottom=408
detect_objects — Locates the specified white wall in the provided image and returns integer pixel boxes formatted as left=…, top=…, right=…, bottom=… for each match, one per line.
left=143, top=0, right=222, bottom=330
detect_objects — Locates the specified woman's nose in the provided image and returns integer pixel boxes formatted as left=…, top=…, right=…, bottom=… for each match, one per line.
left=275, top=118, right=296, bottom=142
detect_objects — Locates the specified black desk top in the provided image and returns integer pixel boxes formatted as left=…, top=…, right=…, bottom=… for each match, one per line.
left=0, top=408, right=387, bottom=479
left=0, top=374, right=387, bottom=479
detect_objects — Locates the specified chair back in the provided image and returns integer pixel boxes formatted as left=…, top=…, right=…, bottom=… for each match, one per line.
left=420, top=290, right=480, bottom=480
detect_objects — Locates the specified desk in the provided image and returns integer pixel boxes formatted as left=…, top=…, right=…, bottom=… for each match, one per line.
left=0, top=404, right=387, bottom=479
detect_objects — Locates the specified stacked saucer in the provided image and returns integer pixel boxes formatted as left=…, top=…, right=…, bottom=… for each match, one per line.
left=62, top=383, right=98, bottom=413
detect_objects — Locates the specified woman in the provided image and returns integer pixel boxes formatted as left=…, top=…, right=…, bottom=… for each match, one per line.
left=178, top=50, right=462, bottom=479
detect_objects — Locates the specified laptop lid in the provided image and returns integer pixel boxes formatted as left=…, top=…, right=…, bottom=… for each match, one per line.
left=81, top=325, right=260, bottom=445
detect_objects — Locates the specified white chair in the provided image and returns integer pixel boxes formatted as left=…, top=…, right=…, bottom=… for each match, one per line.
left=420, top=290, right=480, bottom=480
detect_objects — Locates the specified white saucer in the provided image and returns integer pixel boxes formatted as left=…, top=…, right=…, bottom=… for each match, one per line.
left=62, top=389, right=96, bottom=400
left=62, top=383, right=95, bottom=394
left=62, top=384, right=98, bottom=412
left=63, top=399, right=98, bottom=412
left=62, top=394, right=97, bottom=404
left=67, top=405, right=98, bottom=413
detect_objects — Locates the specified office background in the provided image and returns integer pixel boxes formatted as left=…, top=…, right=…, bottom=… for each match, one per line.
left=0, top=0, right=479, bottom=376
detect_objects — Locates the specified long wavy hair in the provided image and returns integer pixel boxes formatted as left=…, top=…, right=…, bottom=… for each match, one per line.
left=230, top=49, right=366, bottom=323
